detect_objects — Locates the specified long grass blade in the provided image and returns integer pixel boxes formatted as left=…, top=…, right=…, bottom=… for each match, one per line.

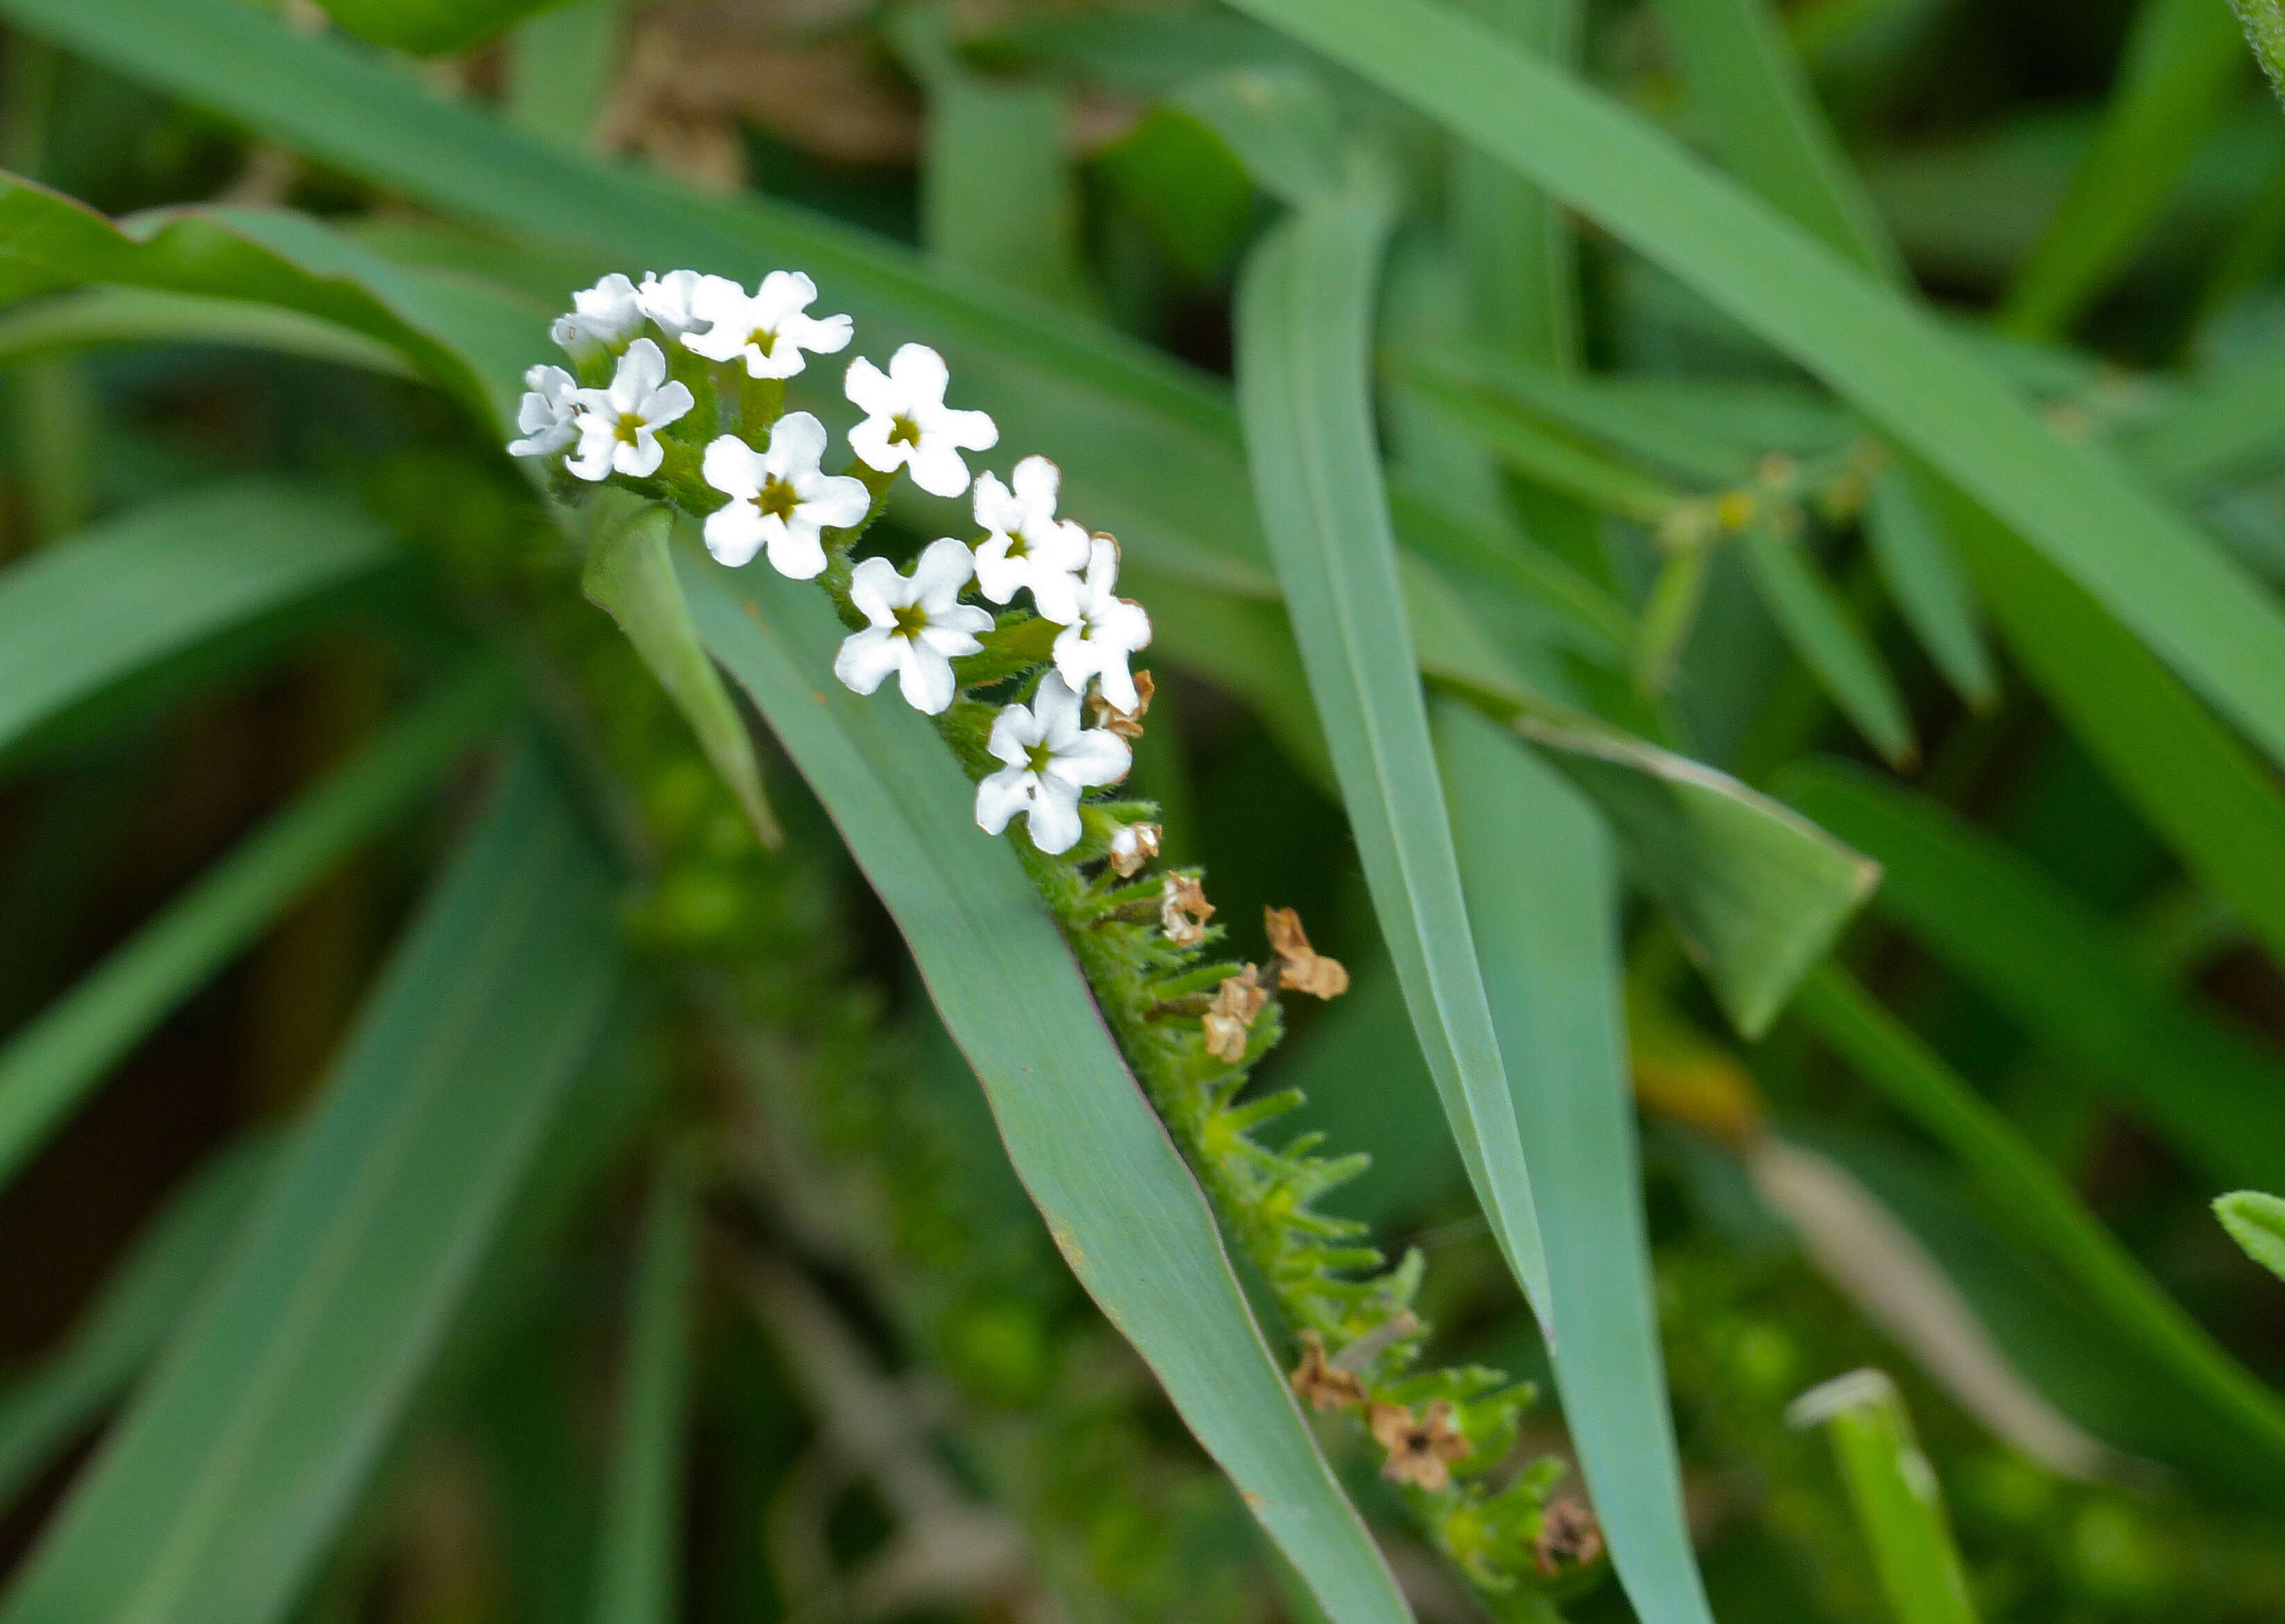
left=1234, top=158, right=1550, bottom=1323
left=0, top=661, right=513, bottom=1191
left=0, top=480, right=394, bottom=763
left=678, top=560, right=1412, bottom=1624
left=0, top=285, right=415, bottom=376
left=1218, top=0, right=2285, bottom=783
left=1862, top=468, right=1996, bottom=709
left=1792, top=966, right=2285, bottom=1480
left=0, top=747, right=626, bottom=1624
left=1438, top=699, right=1715, bottom=1624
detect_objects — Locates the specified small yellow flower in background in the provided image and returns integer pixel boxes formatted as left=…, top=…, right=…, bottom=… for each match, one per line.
left=1369, top=1398, right=1471, bottom=1491
left=1264, top=907, right=1348, bottom=999
left=1201, top=964, right=1266, bottom=1063
left=1160, top=873, right=1213, bottom=946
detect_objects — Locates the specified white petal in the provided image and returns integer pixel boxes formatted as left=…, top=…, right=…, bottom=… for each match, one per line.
left=986, top=700, right=1044, bottom=764
left=846, top=415, right=902, bottom=475
left=746, top=342, right=804, bottom=382
left=704, top=501, right=767, bottom=567
left=1032, top=671, right=1085, bottom=741
left=798, top=474, right=871, bottom=530
left=886, top=342, right=951, bottom=407
left=564, top=422, right=618, bottom=481
left=1090, top=653, right=1137, bottom=714
left=847, top=555, right=906, bottom=626
left=612, top=337, right=668, bottom=406
left=971, top=536, right=1024, bottom=605
left=972, top=470, right=1021, bottom=535
left=1026, top=561, right=1083, bottom=626
left=894, top=639, right=957, bottom=714
left=1082, top=534, right=1121, bottom=595
left=614, top=430, right=665, bottom=478
left=832, top=626, right=902, bottom=695
left=753, top=269, right=817, bottom=325
left=1037, top=519, right=1091, bottom=576
left=785, top=309, right=853, bottom=356
left=703, top=435, right=766, bottom=499
left=905, top=440, right=975, bottom=499
left=641, top=378, right=695, bottom=430
left=681, top=321, right=750, bottom=365
left=910, top=537, right=977, bottom=606
left=935, top=405, right=999, bottom=453
left=974, top=767, right=1036, bottom=836
left=1103, top=596, right=1153, bottom=655
left=1024, top=776, right=1085, bottom=855
left=1052, top=728, right=1132, bottom=789
left=844, top=355, right=900, bottom=418
left=764, top=412, right=830, bottom=479
left=763, top=519, right=828, bottom=581
left=918, top=615, right=988, bottom=659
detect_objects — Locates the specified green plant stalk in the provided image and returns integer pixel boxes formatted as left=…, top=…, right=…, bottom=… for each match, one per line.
left=1788, top=1371, right=1979, bottom=1624
left=583, top=341, right=1586, bottom=1607
left=2232, top=0, right=2285, bottom=103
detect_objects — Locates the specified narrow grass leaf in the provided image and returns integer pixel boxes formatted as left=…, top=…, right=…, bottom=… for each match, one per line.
left=2216, top=1191, right=2285, bottom=1282
left=0, top=286, right=415, bottom=376
left=0, top=481, right=394, bottom=762
left=0, top=1137, right=274, bottom=1509
left=1648, top=0, right=1903, bottom=279
left=1787, top=1371, right=1980, bottom=1624
left=678, top=560, right=1412, bottom=1624
left=589, top=1157, right=698, bottom=1624
left=1862, top=468, right=1995, bottom=709
left=1793, top=966, right=2285, bottom=1477
left=1403, top=349, right=1751, bottom=484
left=1439, top=699, right=1715, bottom=1624
left=583, top=505, right=779, bottom=847
left=505, top=0, right=622, bottom=151
left=0, top=748, right=626, bottom=1624
left=1219, top=0, right=2285, bottom=782
left=1782, top=761, right=2285, bottom=1189
left=1739, top=522, right=1916, bottom=766
left=1235, top=162, right=1550, bottom=1323
left=2000, top=0, right=2250, bottom=340
left=0, top=662, right=513, bottom=1191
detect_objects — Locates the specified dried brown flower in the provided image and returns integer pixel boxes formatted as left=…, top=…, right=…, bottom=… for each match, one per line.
left=1264, top=907, right=1349, bottom=999
left=1534, top=1498, right=1605, bottom=1577
left=1090, top=669, right=1154, bottom=739
left=1288, top=1330, right=1366, bottom=1412
left=1107, top=821, right=1160, bottom=879
left=1200, top=966, right=1267, bottom=1063
left=1160, top=874, right=1214, bottom=947
left=1368, top=1399, right=1471, bottom=1492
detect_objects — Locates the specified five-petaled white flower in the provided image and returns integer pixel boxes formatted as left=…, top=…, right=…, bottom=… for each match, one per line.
left=552, top=273, right=644, bottom=362
left=701, top=413, right=870, bottom=578
left=832, top=537, right=994, bottom=714
left=971, top=455, right=1089, bottom=623
left=683, top=270, right=853, bottom=380
left=974, top=673, right=1132, bottom=855
left=506, top=364, right=579, bottom=459
left=637, top=268, right=738, bottom=340
left=1052, top=536, right=1153, bottom=712
left=845, top=343, right=999, bottom=499
left=566, top=339, right=695, bottom=482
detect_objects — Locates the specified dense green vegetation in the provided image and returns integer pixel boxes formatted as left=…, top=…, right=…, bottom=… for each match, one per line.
left=2, top=0, right=2285, bottom=1619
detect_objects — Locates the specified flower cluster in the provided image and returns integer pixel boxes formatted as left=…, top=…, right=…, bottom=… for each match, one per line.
left=510, top=272, right=1150, bottom=857
left=508, top=267, right=1589, bottom=1604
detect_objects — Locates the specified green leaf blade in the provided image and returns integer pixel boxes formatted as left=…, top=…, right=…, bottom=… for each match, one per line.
left=2217, top=1191, right=2285, bottom=1282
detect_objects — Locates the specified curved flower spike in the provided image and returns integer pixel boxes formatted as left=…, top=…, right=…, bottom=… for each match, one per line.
left=565, top=339, right=695, bottom=482
left=972, top=455, right=1089, bottom=623
left=1052, top=536, right=1153, bottom=713
left=551, top=273, right=644, bottom=362
left=974, top=672, right=1132, bottom=855
left=506, top=364, right=579, bottom=459
left=683, top=270, right=853, bottom=380
left=637, top=268, right=739, bottom=339
left=845, top=343, right=999, bottom=499
left=701, top=415, right=871, bottom=577
left=832, top=537, right=994, bottom=714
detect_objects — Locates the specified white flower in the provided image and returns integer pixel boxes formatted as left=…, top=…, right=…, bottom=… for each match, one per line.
left=845, top=343, right=998, bottom=499
left=832, top=537, right=994, bottom=714
left=972, top=455, right=1090, bottom=623
left=637, top=268, right=739, bottom=339
left=506, top=364, right=579, bottom=459
left=974, top=673, right=1132, bottom=855
left=564, top=339, right=695, bottom=482
left=682, top=270, right=853, bottom=380
left=551, top=273, right=644, bottom=362
left=1052, top=536, right=1153, bottom=713
left=700, top=413, right=870, bottom=578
